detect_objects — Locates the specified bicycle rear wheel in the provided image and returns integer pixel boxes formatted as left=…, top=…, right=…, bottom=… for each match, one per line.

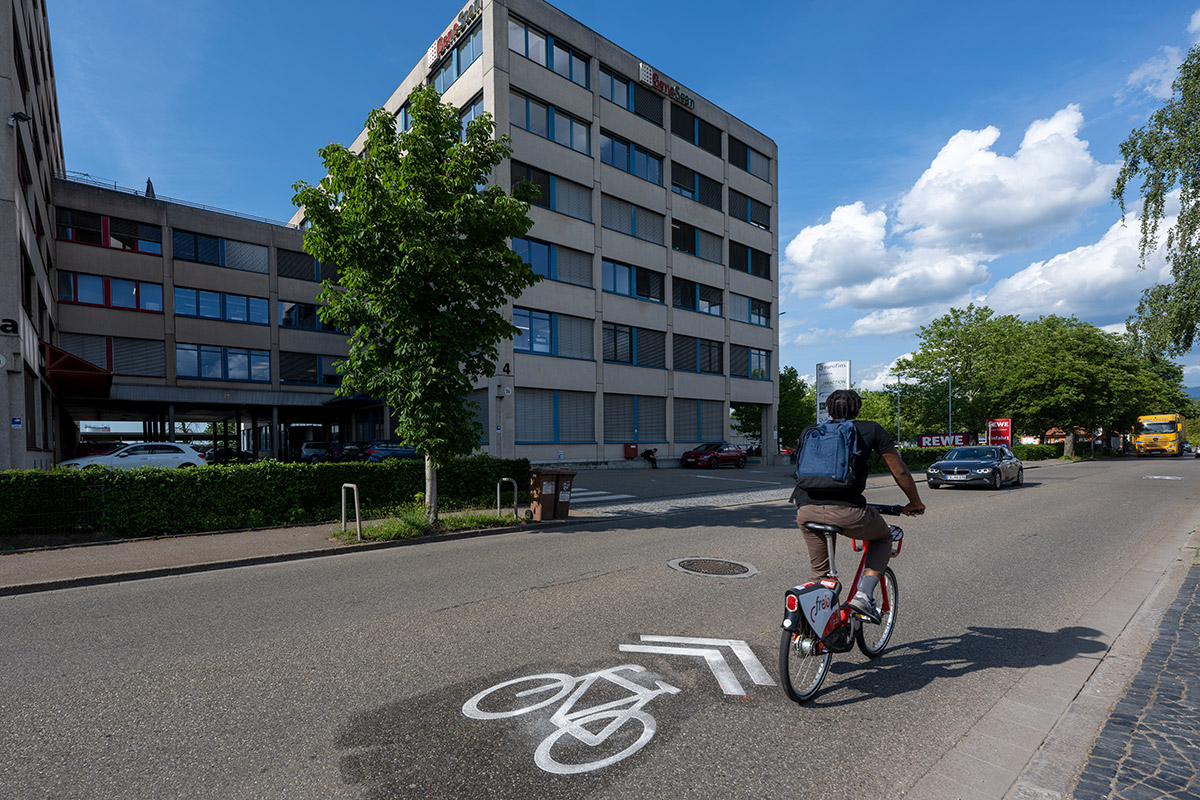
left=855, top=567, right=898, bottom=658
left=779, top=629, right=832, bottom=703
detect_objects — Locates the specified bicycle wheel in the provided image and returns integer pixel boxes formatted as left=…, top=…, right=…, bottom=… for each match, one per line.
left=779, top=629, right=832, bottom=702
left=855, top=567, right=898, bottom=658
left=462, top=673, right=575, bottom=719
left=534, top=709, right=655, bottom=774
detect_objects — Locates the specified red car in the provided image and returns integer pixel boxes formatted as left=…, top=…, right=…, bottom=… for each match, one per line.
left=679, top=442, right=747, bottom=469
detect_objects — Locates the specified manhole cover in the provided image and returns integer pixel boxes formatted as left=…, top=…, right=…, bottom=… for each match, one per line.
left=668, top=558, right=758, bottom=578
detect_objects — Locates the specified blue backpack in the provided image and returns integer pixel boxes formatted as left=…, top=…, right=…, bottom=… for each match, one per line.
left=794, top=420, right=860, bottom=491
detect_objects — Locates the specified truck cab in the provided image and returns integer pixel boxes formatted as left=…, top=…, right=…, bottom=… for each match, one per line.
left=1132, top=414, right=1185, bottom=457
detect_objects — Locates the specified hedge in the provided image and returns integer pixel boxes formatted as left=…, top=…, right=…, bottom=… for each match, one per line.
left=0, top=455, right=530, bottom=539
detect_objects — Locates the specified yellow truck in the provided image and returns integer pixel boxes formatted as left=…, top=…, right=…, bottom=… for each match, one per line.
left=1132, top=413, right=1186, bottom=457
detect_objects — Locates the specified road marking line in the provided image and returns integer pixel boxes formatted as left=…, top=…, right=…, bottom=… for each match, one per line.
left=637, top=636, right=776, bottom=686
left=691, top=476, right=782, bottom=485
left=570, top=494, right=636, bottom=504
left=617, top=636, right=775, bottom=695
left=618, top=644, right=744, bottom=695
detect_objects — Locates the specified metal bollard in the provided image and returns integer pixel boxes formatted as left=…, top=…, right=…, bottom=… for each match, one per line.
left=341, top=483, right=362, bottom=542
left=497, top=477, right=518, bottom=518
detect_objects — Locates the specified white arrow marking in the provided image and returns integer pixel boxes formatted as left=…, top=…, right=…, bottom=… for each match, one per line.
left=617, top=636, right=775, bottom=695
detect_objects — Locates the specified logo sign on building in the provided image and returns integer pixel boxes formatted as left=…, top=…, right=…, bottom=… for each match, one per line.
left=427, top=0, right=483, bottom=66
left=638, top=63, right=696, bottom=109
left=987, top=418, right=1012, bottom=446
left=815, top=360, right=851, bottom=424
left=917, top=433, right=977, bottom=448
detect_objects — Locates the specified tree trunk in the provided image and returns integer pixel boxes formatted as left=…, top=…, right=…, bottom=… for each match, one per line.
left=1063, top=429, right=1076, bottom=459
left=425, top=454, right=439, bottom=524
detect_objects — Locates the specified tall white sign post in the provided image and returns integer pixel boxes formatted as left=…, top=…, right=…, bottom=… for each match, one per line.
left=815, top=361, right=851, bottom=424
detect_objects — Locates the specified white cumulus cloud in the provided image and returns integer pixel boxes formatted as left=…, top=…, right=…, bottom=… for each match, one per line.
left=783, top=202, right=888, bottom=300
left=1122, top=46, right=1182, bottom=102
left=895, top=106, right=1117, bottom=254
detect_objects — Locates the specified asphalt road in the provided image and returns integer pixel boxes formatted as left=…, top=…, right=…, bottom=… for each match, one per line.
left=2, top=457, right=1198, bottom=799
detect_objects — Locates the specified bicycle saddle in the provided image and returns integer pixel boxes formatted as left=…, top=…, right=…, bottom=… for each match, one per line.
left=803, top=522, right=842, bottom=535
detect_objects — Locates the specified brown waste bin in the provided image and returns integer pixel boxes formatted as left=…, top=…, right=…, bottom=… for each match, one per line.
left=553, top=470, right=577, bottom=519
left=530, top=469, right=559, bottom=521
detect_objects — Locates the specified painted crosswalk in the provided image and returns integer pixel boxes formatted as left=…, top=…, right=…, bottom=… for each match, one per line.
left=569, top=487, right=636, bottom=505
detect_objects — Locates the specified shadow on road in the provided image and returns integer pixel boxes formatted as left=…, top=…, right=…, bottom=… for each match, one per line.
left=809, top=624, right=1107, bottom=707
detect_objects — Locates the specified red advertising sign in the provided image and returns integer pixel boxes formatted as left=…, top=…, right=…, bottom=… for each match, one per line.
left=987, top=418, right=1012, bottom=446
left=916, top=433, right=977, bottom=448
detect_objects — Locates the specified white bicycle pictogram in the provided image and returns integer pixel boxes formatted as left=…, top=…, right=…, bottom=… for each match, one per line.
left=462, top=664, right=681, bottom=774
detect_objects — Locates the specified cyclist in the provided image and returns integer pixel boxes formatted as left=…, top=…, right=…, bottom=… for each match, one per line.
left=791, top=389, right=925, bottom=622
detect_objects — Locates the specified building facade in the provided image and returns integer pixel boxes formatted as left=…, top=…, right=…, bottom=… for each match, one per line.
left=1, top=0, right=779, bottom=470
left=306, top=0, right=781, bottom=465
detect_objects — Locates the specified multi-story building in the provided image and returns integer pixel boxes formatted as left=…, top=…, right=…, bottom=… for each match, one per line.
left=0, top=0, right=779, bottom=470
left=301, top=0, right=781, bottom=464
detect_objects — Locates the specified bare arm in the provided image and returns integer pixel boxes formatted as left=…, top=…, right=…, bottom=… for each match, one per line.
left=881, top=449, right=925, bottom=515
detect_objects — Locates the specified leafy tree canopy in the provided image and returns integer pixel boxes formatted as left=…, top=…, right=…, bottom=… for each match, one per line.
left=292, top=84, right=537, bottom=520
left=1115, top=43, right=1200, bottom=356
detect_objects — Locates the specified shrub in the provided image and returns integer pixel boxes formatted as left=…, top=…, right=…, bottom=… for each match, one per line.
left=0, top=455, right=531, bottom=539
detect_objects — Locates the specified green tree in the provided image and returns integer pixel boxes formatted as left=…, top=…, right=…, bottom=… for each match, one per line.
left=893, top=304, right=1024, bottom=434
left=1114, top=43, right=1200, bottom=356
left=292, top=85, right=538, bottom=522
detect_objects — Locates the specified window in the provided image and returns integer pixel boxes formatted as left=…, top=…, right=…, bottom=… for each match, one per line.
left=730, top=345, right=771, bottom=379
left=672, top=220, right=723, bottom=263
left=515, top=388, right=595, bottom=443
left=671, top=107, right=722, bottom=157
left=509, top=17, right=589, bottom=88
left=172, top=230, right=268, bottom=273
left=674, top=398, right=724, bottom=442
left=280, top=352, right=341, bottom=386
left=598, top=66, right=662, bottom=126
left=176, top=343, right=269, bottom=382
left=173, top=287, right=268, bottom=324
left=750, top=348, right=770, bottom=379
left=673, top=335, right=723, bottom=374
left=460, top=95, right=484, bottom=139
left=278, top=248, right=332, bottom=282
left=602, top=324, right=666, bottom=368
left=602, top=260, right=664, bottom=302
left=510, top=90, right=590, bottom=154
left=729, top=242, right=771, bottom=280
left=670, top=162, right=722, bottom=210
left=395, top=104, right=412, bottom=133
left=510, top=161, right=592, bottom=222
left=730, top=294, right=770, bottom=326
left=604, top=394, right=666, bottom=442
left=729, top=189, right=771, bottom=230
left=672, top=278, right=722, bottom=316
left=600, top=131, right=662, bottom=185
left=56, top=209, right=162, bottom=254
left=512, top=237, right=593, bottom=287
left=279, top=301, right=337, bottom=332
left=58, top=271, right=163, bottom=312
left=601, top=194, right=665, bottom=245
left=513, top=308, right=593, bottom=359
left=432, top=22, right=481, bottom=94
left=730, top=136, right=771, bottom=182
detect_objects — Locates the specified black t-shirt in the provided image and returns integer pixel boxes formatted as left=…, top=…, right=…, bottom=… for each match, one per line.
left=790, top=419, right=895, bottom=508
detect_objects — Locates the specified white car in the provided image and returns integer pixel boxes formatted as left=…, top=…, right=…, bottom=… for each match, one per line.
left=58, top=442, right=206, bottom=470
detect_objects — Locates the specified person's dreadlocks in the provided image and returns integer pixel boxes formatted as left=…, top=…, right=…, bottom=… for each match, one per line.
left=825, top=389, right=862, bottom=421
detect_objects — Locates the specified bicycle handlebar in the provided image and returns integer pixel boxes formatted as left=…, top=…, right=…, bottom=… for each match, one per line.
left=869, top=503, right=922, bottom=517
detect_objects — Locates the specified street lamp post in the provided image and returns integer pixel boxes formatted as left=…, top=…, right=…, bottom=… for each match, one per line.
left=948, top=373, right=953, bottom=435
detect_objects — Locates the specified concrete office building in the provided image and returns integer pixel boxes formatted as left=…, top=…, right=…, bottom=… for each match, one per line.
left=305, top=0, right=781, bottom=465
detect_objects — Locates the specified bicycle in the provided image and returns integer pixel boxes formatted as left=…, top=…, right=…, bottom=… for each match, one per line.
left=779, top=503, right=910, bottom=702
left=461, top=664, right=680, bottom=774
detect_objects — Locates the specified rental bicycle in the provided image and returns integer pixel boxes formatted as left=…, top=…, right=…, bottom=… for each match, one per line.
left=779, top=503, right=910, bottom=702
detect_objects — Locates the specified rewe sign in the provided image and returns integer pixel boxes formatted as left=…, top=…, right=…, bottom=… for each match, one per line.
left=987, top=418, right=1012, bottom=446
left=917, top=433, right=977, bottom=448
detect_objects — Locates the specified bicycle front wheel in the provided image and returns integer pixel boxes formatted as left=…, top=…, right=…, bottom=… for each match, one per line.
left=779, top=629, right=832, bottom=703
left=855, top=567, right=898, bottom=658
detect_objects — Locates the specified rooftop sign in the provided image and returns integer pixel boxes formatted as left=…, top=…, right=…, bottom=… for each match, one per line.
left=427, top=0, right=483, bottom=66
left=638, top=62, right=696, bottom=109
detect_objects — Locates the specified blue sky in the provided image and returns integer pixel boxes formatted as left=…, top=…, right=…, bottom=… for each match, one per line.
left=48, top=0, right=1200, bottom=389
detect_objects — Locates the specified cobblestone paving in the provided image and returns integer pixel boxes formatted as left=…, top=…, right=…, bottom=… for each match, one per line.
left=1072, top=566, right=1200, bottom=800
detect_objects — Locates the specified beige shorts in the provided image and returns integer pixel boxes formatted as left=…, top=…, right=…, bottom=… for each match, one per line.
left=795, top=504, right=892, bottom=579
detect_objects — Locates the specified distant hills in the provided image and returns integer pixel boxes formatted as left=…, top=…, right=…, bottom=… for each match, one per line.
left=1189, top=386, right=1200, bottom=400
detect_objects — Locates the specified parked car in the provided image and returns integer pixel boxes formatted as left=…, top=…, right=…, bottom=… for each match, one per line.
left=299, top=441, right=332, bottom=463
left=679, top=442, right=747, bottom=469
left=204, top=447, right=257, bottom=465
left=58, top=442, right=206, bottom=470
left=74, top=441, right=128, bottom=458
left=926, top=446, right=1023, bottom=490
left=362, top=441, right=421, bottom=462
left=326, top=441, right=368, bottom=462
